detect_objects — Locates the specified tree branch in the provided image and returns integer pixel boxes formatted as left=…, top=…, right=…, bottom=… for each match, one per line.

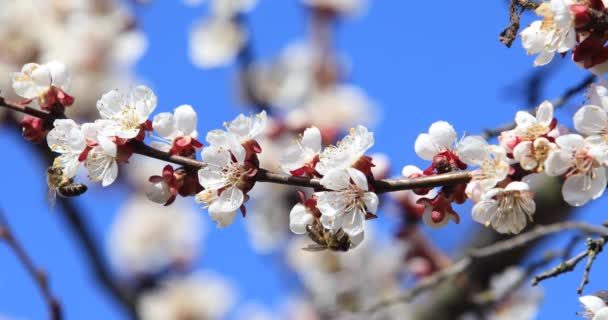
left=0, top=97, right=474, bottom=193
left=500, top=0, right=541, bottom=47
left=366, top=221, right=608, bottom=314
left=0, top=209, right=62, bottom=320
left=2, top=113, right=138, bottom=319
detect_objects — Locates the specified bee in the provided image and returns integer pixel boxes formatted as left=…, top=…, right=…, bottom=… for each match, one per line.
left=46, top=166, right=88, bottom=206
left=303, top=223, right=352, bottom=252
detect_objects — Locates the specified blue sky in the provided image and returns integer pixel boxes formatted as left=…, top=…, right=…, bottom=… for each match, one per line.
left=0, top=1, right=606, bottom=319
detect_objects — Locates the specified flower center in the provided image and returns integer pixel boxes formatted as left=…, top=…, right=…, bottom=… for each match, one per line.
left=118, top=105, right=141, bottom=130
left=572, top=149, right=599, bottom=176
left=521, top=123, right=548, bottom=141
left=196, top=189, right=217, bottom=207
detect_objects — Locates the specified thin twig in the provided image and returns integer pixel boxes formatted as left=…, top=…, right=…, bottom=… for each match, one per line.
left=366, top=221, right=608, bottom=313
left=577, top=237, right=605, bottom=294
left=0, top=209, right=62, bottom=320
left=531, top=250, right=589, bottom=285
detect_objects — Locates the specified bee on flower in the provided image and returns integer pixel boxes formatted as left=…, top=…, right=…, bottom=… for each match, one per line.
left=196, top=146, right=258, bottom=227
left=314, top=168, right=379, bottom=240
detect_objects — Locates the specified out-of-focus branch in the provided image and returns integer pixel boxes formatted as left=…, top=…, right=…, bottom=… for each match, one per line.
left=2, top=114, right=139, bottom=319
left=367, top=221, right=608, bottom=314
left=482, top=74, right=596, bottom=139
left=0, top=209, right=62, bottom=320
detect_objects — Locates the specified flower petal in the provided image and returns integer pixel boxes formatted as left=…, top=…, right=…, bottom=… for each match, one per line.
left=289, top=204, right=313, bottom=234
left=347, top=168, right=368, bottom=191
left=535, top=100, right=554, bottom=126
left=174, top=104, right=198, bottom=136
left=574, top=105, right=608, bottom=136
left=428, top=121, right=457, bottom=150
left=456, top=135, right=489, bottom=166
left=301, top=126, right=321, bottom=153
left=580, top=295, right=607, bottom=313
left=414, top=133, right=437, bottom=160
left=320, top=169, right=350, bottom=191
left=152, top=112, right=176, bottom=139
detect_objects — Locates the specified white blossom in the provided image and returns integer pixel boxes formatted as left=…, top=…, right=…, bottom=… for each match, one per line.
left=280, top=126, right=322, bottom=174
left=587, top=81, right=608, bottom=110
left=457, top=136, right=510, bottom=190
left=520, top=0, right=576, bottom=66
left=47, top=119, right=87, bottom=178
left=500, top=100, right=557, bottom=152
left=189, top=18, right=246, bottom=68
left=579, top=295, right=608, bottom=320
left=96, top=85, right=157, bottom=139
left=11, top=61, right=70, bottom=100
left=146, top=179, right=173, bottom=204
left=472, top=181, right=535, bottom=234
left=315, top=168, right=378, bottom=237
left=206, top=111, right=267, bottom=163
left=138, top=272, right=235, bottom=320
left=151, top=104, right=199, bottom=151
left=315, top=125, right=374, bottom=175
left=544, top=134, right=607, bottom=206
left=574, top=105, right=608, bottom=163
left=196, top=146, right=251, bottom=227
left=108, top=196, right=203, bottom=275
left=513, top=137, right=557, bottom=171
left=153, top=104, right=199, bottom=141
left=415, top=121, right=458, bottom=160
left=83, top=137, right=119, bottom=187
left=289, top=202, right=315, bottom=235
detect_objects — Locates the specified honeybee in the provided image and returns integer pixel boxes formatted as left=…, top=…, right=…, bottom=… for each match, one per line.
left=303, top=223, right=352, bottom=252
left=46, top=166, right=88, bottom=206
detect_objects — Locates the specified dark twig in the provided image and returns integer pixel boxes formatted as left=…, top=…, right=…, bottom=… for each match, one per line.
left=366, top=221, right=608, bottom=313
left=577, top=237, right=605, bottom=294
left=0, top=209, right=62, bottom=320
left=500, top=0, right=541, bottom=47
left=532, top=234, right=606, bottom=295
left=531, top=249, right=589, bottom=285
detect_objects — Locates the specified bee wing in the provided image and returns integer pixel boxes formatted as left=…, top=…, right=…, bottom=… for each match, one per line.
left=302, top=244, right=328, bottom=252
left=47, top=188, right=57, bottom=208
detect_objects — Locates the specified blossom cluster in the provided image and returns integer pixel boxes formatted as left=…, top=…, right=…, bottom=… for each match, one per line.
left=405, top=81, right=608, bottom=234
left=520, top=0, right=608, bottom=74
left=10, top=56, right=608, bottom=244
